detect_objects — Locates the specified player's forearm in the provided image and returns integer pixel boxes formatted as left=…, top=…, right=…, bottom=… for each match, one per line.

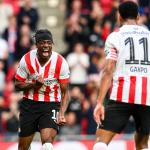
left=97, top=59, right=116, bottom=104
left=15, top=80, right=35, bottom=91
left=60, top=90, right=69, bottom=114
left=60, top=84, right=69, bottom=114
left=97, top=70, right=113, bottom=105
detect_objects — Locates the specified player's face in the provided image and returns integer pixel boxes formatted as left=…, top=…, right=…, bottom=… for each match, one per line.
left=37, top=40, right=53, bottom=59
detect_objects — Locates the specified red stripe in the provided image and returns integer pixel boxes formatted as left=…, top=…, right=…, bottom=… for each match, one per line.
left=59, top=78, right=69, bottom=84
left=117, top=77, right=124, bottom=102
left=33, top=88, right=40, bottom=101
left=44, top=61, right=51, bottom=102
left=54, top=55, right=63, bottom=78
left=44, top=61, right=51, bottom=78
left=53, top=84, right=59, bottom=102
left=33, top=59, right=40, bottom=101
left=15, top=74, right=26, bottom=82
left=141, top=77, right=147, bottom=105
left=15, top=74, right=29, bottom=98
left=126, top=140, right=134, bottom=150
left=25, top=52, right=35, bottom=74
left=129, top=76, right=136, bottom=103
left=44, top=86, right=51, bottom=102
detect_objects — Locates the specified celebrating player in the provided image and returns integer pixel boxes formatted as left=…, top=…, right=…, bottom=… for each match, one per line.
left=15, top=29, right=70, bottom=150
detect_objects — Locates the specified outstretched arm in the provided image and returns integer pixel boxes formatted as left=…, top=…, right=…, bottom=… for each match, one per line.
left=57, top=83, right=69, bottom=125
left=93, top=59, right=116, bottom=124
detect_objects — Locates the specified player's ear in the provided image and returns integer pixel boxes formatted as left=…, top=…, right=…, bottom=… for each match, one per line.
left=136, top=13, right=140, bottom=22
left=117, top=12, right=123, bottom=25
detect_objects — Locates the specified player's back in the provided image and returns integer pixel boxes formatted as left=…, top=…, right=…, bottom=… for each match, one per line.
left=113, top=25, right=150, bottom=77
left=106, top=25, right=150, bottom=105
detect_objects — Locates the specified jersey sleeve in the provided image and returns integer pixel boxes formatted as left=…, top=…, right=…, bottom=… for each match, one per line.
left=104, top=32, right=119, bottom=61
left=59, top=58, right=70, bottom=84
left=15, top=56, right=28, bottom=82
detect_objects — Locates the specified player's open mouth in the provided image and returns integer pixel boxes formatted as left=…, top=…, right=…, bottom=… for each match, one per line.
left=42, top=48, right=50, bottom=57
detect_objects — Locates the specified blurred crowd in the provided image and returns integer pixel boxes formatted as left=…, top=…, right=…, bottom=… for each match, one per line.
left=0, top=0, right=39, bottom=135
left=0, top=0, right=149, bottom=139
left=60, top=0, right=150, bottom=137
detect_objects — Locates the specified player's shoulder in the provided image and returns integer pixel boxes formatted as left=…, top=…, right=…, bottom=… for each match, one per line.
left=140, top=25, right=150, bottom=34
left=24, top=49, right=37, bottom=57
left=137, top=25, right=149, bottom=30
left=20, top=49, right=37, bottom=62
left=106, top=28, right=120, bottom=42
left=52, top=51, right=65, bottom=60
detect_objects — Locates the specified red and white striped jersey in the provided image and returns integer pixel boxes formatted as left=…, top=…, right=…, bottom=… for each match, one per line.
left=15, top=49, right=70, bottom=102
left=105, top=25, right=150, bottom=106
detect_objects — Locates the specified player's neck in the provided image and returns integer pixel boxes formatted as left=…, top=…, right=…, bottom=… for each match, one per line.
left=37, top=53, right=51, bottom=67
left=38, top=58, right=49, bottom=66
left=123, top=19, right=137, bottom=25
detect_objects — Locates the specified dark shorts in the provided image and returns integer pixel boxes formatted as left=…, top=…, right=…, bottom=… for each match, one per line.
left=98, top=100, right=150, bottom=135
left=19, top=98, right=60, bottom=137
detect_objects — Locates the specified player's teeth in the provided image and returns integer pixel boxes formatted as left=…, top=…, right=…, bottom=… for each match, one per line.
left=43, top=48, right=48, bottom=51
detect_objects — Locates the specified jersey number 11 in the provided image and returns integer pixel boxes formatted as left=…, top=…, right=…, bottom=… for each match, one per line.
left=125, top=37, right=150, bottom=65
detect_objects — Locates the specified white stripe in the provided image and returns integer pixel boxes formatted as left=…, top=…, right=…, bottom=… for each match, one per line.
left=122, top=76, right=130, bottom=103
left=146, top=78, right=150, bottom=105
left=29, top=50, right=37, bottom=73
left=50, top=52, right=58, bottom=78
left=110, top=78, right=118, bottom=100
left=134, top=76, right=142, bottom=105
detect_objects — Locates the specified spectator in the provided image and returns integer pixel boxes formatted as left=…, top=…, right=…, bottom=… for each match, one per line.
left=66, top=86, right=83, bottom=124
left=4, top=0, right=20, bottom=15
left=15, top=24, right=33, bottom=61
left=0, top=60, right=5, bottom=96
left=0, top=37, right=9, bottom=74
left=2, top=15, right=18, bottom=66
left=1, top=91, right=21, bottom=134
left=88, top=52, right=100, bottom=75
left=103, top=0, right=119, bottom=31
left=64, top=12, right=82, bottom=53
left=99, top=0, right=112, bottom=15
left=85, top=91, right=97, bottom=134
left=0, top=38, right=9, bottom=60
left=0, top=0, right=13, bottom=35
left=88, top=23, right=103, bottom=46
left=89, top=0, right=104, bottom=27
left=17, top=0, right=39, bottom=32
left=66, top=43, right=89, bottom=91
left=66, top=0, right=82, bottom=18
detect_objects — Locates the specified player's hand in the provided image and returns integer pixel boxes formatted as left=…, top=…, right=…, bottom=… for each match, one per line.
left=93, top=103, right=105, bottom=125
left=34, top=75, right=44, bottom=88
left=57, top=112, right=66, bottom=126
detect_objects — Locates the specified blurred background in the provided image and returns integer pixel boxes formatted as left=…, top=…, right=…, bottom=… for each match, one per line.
left=0, top=0, right=149, bottom=149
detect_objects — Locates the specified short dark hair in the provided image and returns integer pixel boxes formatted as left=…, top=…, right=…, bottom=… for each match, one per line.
left=118, top=1, right=138, bottom=20
left=34, top=29, right=53, bottom=44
